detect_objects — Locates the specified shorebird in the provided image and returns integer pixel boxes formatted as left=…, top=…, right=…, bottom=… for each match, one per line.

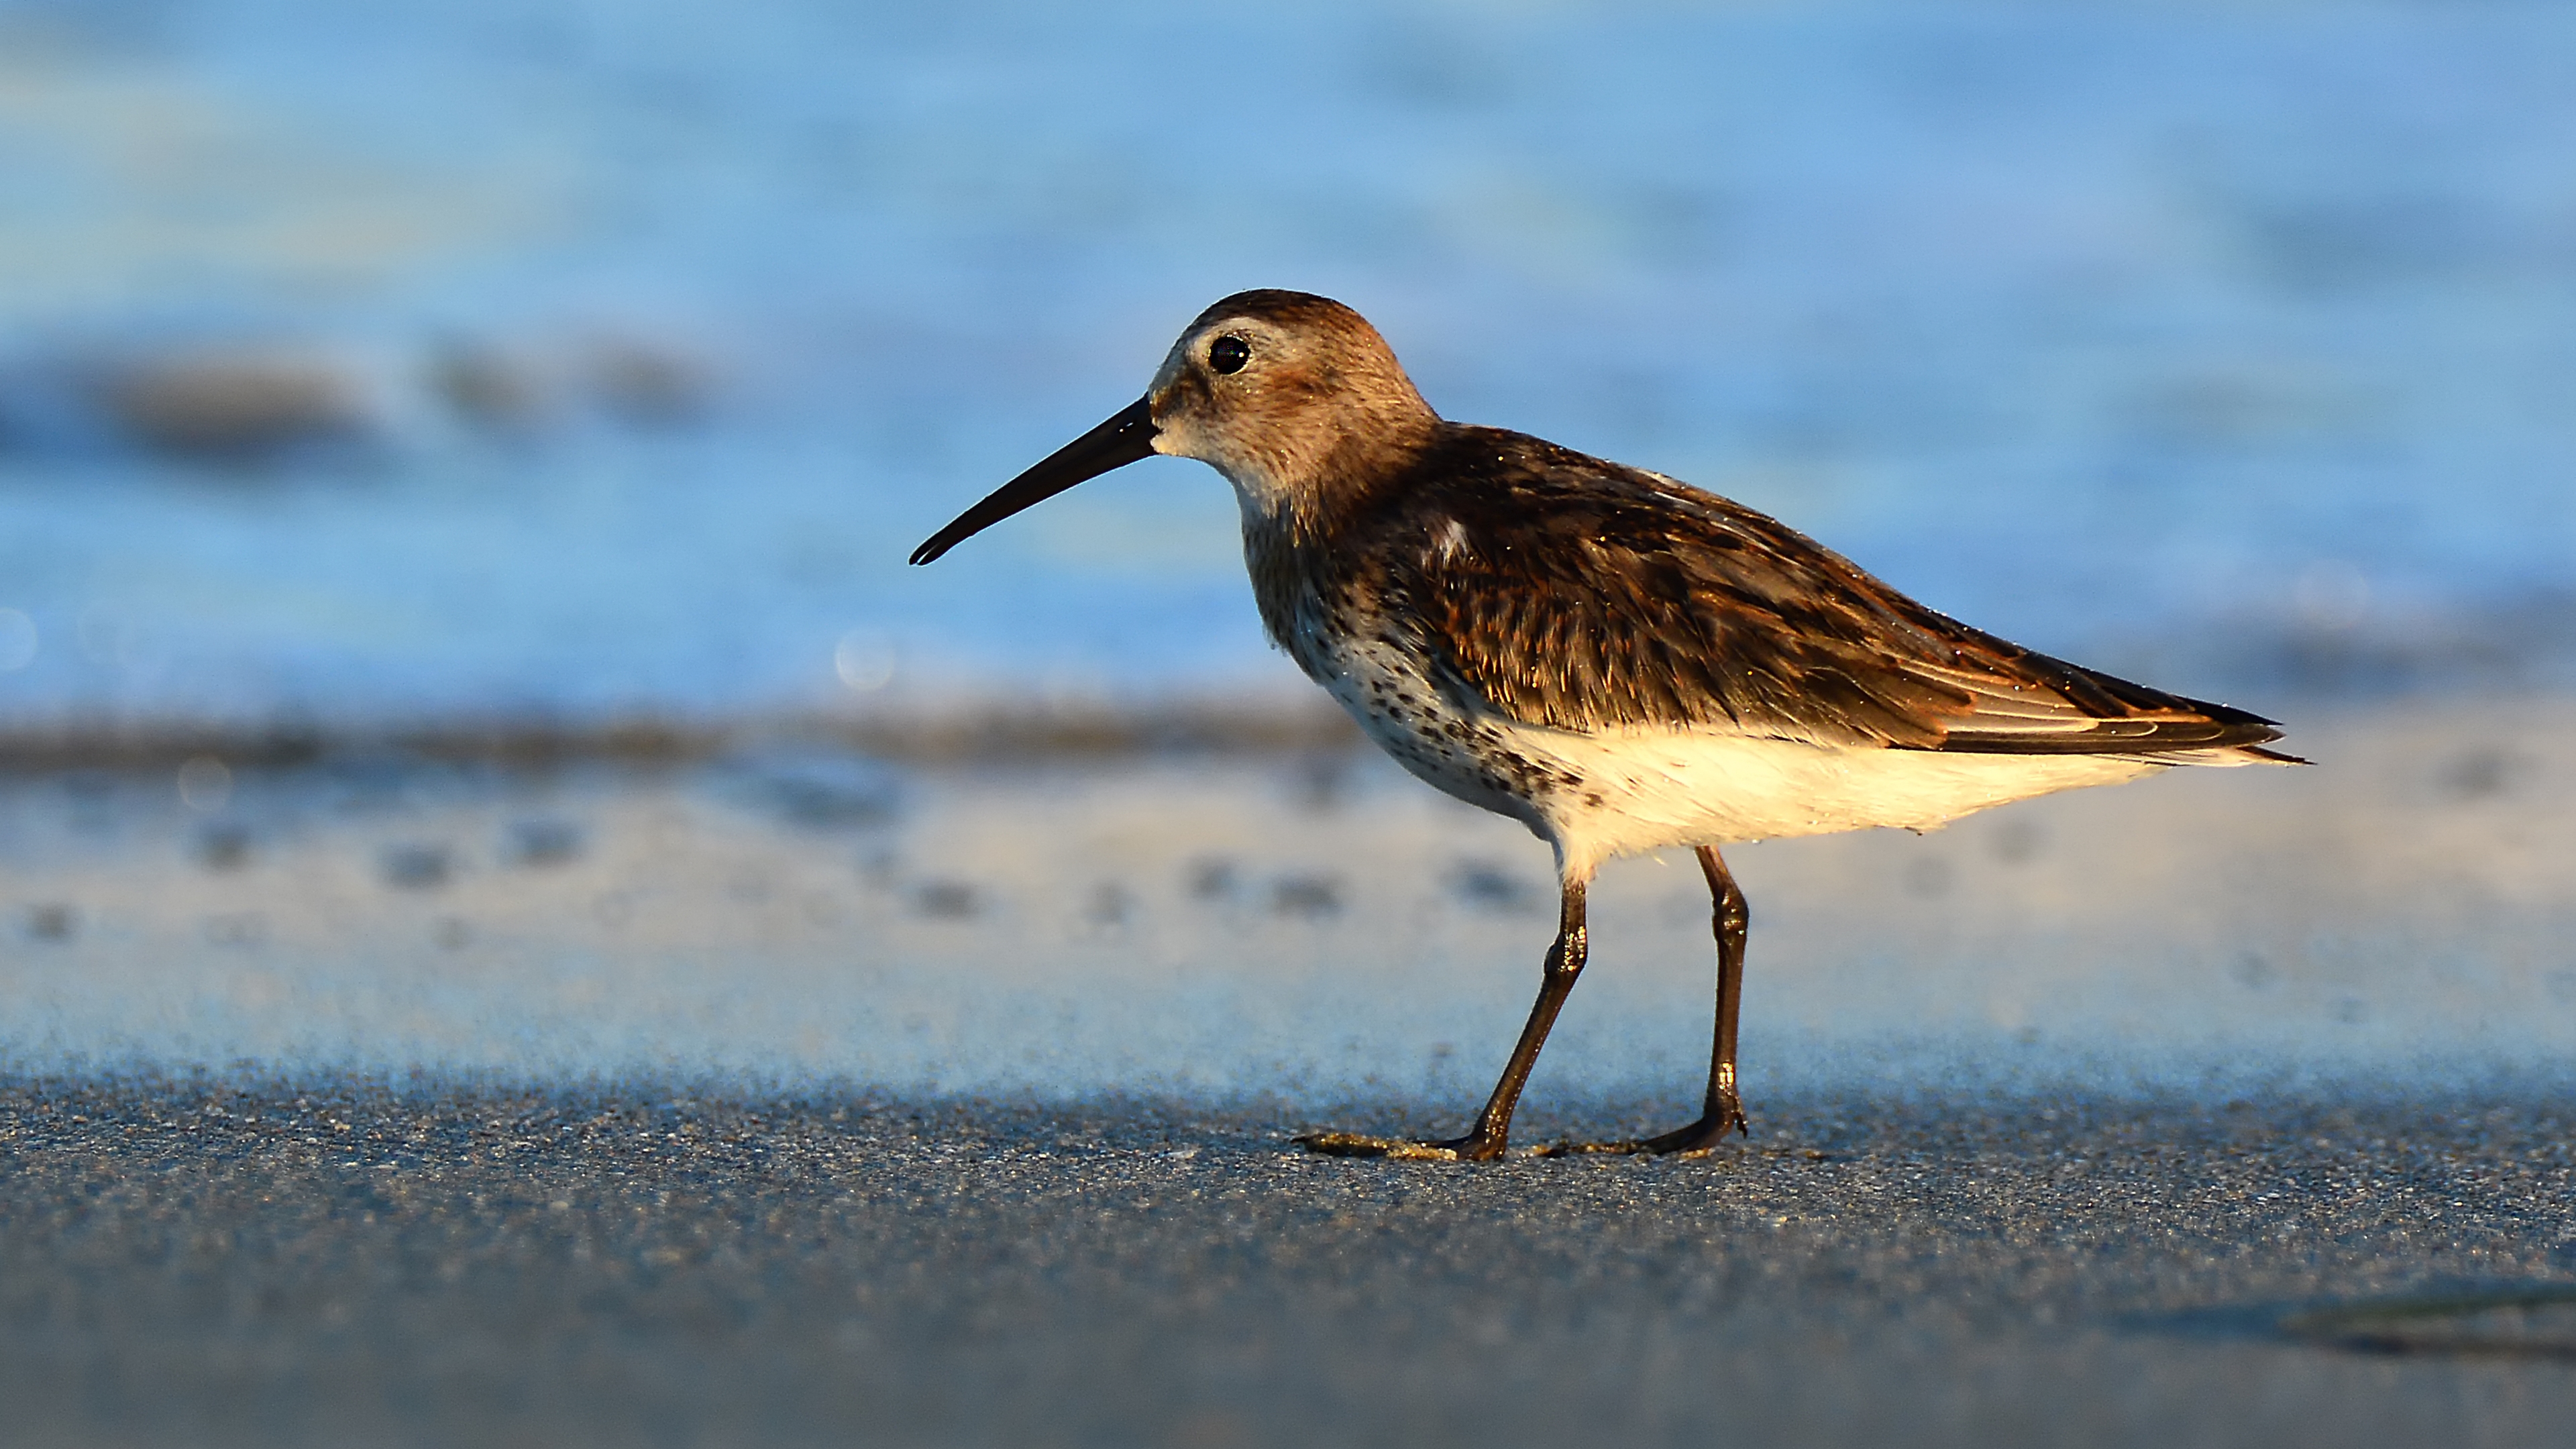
left=912, top=290, right=2296, bottom=1162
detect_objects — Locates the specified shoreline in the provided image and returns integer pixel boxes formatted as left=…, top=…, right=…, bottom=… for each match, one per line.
left=2, top=694, right=2570, bottom=1100
left=0, top=693, right=1364, bottom=773
left=0, top=684, right=2560, bottom=773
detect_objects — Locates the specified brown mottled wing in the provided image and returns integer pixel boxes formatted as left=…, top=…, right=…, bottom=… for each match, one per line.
left=1373, top=427, right=2288, bottom=756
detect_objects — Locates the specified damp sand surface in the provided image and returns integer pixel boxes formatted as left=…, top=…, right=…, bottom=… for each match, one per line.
left=1, top=698, right=2573, bottom=1444
left=4, top=1079, right=2573, bottom=1449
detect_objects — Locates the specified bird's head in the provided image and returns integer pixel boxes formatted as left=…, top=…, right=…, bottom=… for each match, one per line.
left=910, top=290, right=1438, bottom=565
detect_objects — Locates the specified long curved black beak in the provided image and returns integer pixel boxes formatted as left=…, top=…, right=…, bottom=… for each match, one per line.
left=909, top=398, right=1159, bottom=565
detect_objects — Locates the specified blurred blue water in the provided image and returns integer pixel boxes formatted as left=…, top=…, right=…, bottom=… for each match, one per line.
left=1, top=1, right=2573, bottom=729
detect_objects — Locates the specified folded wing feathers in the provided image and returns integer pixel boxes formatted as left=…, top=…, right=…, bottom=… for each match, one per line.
left=1383, top=429, right=2291, bottom=762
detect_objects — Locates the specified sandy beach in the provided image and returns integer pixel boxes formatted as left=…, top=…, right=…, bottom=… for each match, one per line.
left=4, top=698, right=2573, bottom=1445
left=6, top=698, right=2571, bottom=1098
left=3, top=1077, right=2571, bottom=1449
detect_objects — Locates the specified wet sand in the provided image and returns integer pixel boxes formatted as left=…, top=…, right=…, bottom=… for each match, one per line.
left=5, top=1077, right=2573, bottom=1448
left=2, top=698, right=2573, bottom=1444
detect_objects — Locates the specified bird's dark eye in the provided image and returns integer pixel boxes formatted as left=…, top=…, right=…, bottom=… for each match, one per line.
left=1208, top=335, right=1250, bottom=374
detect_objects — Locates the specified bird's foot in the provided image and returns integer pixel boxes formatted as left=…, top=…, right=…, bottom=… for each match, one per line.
left=1539, top=1103, right=1750, bottom=1159
left=1293, top=1130, right=1508, bottom=1163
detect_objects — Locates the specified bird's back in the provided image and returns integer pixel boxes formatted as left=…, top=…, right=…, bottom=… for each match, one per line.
left=1263, top=423, right=2291, bottom=767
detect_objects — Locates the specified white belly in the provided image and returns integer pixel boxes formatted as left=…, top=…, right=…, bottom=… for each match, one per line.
left=1506, top=722, right=2161, bottom=873
left=1310, top=633, right=2162, bottom=878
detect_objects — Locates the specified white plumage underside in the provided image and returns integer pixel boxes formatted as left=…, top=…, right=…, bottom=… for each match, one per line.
left=1313, top=631, right=2264, bottom=880
left=1513, top=723, right=2161, bottom=873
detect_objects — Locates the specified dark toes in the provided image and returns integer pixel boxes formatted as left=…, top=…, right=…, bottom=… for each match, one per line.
left=1641, top=1110, right=1748, bottom=1156
left=1294, top=1131, right=1489, bottom=1162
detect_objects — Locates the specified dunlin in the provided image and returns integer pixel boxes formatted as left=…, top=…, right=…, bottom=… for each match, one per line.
left=912, top=290, right=2296, bottom=1162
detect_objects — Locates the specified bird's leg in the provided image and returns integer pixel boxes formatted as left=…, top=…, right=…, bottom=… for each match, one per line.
left=1648, top=845, right=1754, bottom=1149
left=1550, top=845, right=1750, bottom=1157
left=1297, top=876, right=1590, bottom=1163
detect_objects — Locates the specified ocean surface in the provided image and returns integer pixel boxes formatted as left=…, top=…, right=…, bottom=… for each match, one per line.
left=2, top=0, right=2573, bottom=732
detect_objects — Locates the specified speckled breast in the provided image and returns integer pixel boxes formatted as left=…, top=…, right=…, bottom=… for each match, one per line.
left=1303, top=610, right=1584, bottom=837
left=1244, top=515, right=1583, bottom=838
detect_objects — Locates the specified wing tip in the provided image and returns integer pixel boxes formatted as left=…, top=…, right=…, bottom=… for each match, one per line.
left=1927, top=706, right=2299, bottom=761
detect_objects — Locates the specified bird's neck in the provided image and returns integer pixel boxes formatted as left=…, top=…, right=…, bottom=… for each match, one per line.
left=1239, top=507, right=1321, bottom=671
left=1224, top=407, right=1440, bottom=549
left=1233, top=420, right=1451, bottom=678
